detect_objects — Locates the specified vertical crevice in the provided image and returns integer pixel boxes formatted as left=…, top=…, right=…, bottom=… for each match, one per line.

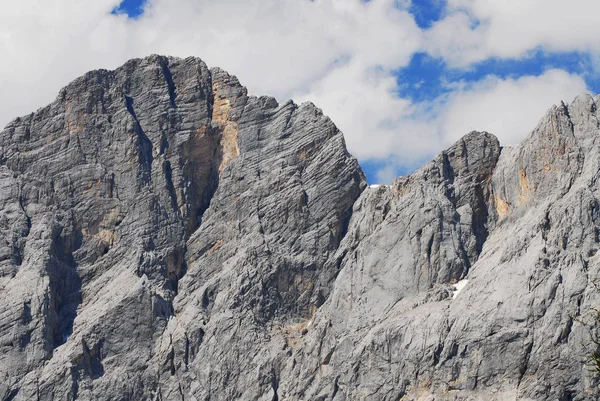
left=160, top=132, right=169, bottom=155
left=180, top=129, right=221, bottom=236
left=270, top=369, right=279, bottom=401
left=163, top=160, right=179, bottom=213
left=460, top=139, right=470, bottom=172
left=517, top=340, right=534, bottom=386
left=331, top=376, right=339, bottom=399
left=426, top=234, right=434, bottom=266
left=81, top=339, right=105, bottom=379
left=442, top=153, right=456, bottom=184
left=432, top=343, right=443, bottom=366
left=195, top=165, right=220, bottom=233
left=5, top=388, right=19, bottom=401
left=14, top=187, right=31, bottom=267
left=159, top=58, right=177, bottom=109
left=70, top=366, right=80, bottom=400
left=47, top=214, right=82, bottom=350
left=471, top=184, right=490, bottom=257
left=124, top=95, right=153, bottom=186
left=184, top=334, right=190, bottom=369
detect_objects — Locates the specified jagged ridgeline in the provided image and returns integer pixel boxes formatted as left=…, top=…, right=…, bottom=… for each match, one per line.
left=0, top=55, right=599, bottom=400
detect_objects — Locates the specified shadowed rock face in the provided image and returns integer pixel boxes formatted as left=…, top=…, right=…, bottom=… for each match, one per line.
left=0, top=56, right=598, bottom=401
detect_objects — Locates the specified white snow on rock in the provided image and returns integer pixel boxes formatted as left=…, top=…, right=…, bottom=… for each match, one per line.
left=452, top=279, right=469, bottom=299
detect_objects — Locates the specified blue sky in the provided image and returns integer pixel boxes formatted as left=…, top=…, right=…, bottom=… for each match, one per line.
left=112, top=0, right=146, bottom=18
left=3, top=0, right=599, bottom=185
left=409, top=0, right=445, bottom=29
left=397, top=51, right=600, bottom=104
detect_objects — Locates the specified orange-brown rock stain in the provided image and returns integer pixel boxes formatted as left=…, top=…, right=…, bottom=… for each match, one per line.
left=211, top=81, right=240, bottom=174
left=494, top=194, right=510, bottom=221
left=80, top=207, right=121, bottom=250
left=517, top=169, right=534, bottom=206
left=278, top=302, right=318, bottom=350
left=208, top=239, right=223, bottom=254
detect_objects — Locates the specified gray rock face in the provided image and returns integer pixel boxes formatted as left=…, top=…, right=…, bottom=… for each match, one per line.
left=0, top=56, right=599, bottom=400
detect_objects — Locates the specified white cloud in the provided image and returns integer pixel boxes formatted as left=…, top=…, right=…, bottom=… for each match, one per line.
left=0, top=0, right=421, bottom=127
left=375, top=164, right=399, bottom=184
left=295, top=61, right=418, bottom=160
left=437, top=69, right=588, bottom=146
left=427, top=0, right=600, bottom=66
left=0, top=0, right=596, bottom=185
left=355, top=69, right=588, bottom=183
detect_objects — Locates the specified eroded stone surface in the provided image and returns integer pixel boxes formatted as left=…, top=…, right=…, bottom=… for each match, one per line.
left=277, top=95, right=600, bottom=401
left=0, top=57, right=599, bottom=401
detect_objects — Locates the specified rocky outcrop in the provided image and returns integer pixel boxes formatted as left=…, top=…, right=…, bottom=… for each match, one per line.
left=278, top=95, right=600, bottom=401
left=0, top=56, right=599, bottom=400
left=0, top=55, right=365, bottom=400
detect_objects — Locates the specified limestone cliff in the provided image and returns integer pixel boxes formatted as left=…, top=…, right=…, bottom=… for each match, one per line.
left=0, top=55, right=598, bottom=401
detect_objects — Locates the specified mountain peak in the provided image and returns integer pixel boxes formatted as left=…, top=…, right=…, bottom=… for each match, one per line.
left=0, top=57, right=599, bottom=401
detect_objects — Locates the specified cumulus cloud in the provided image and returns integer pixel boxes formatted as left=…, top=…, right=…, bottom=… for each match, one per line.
left=437, top=69, right=588, bottom=146
left=310, top=67, right=589, bottom=179
left=0, top=0, right=596, bottom=183
left=0, top=0, right=421, bottom=125
left=427, top=0, right=600, bottom=66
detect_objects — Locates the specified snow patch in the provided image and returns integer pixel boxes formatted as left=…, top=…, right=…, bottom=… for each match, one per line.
left=369, top=184, right=391, bottom=189
left=452, top=279, right=469, bottom=299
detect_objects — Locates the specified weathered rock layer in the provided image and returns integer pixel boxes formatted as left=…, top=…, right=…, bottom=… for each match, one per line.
left=0, top=55, right=599, bottom=401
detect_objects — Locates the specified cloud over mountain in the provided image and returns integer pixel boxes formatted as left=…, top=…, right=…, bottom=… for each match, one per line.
left=1, top=0, right=597, bottom=181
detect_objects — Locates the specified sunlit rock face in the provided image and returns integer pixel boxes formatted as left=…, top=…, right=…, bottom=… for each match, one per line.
left=0, top=56, right=599, bottom=401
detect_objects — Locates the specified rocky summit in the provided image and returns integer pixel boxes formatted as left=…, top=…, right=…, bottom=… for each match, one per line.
left=0, top=55, right=599, bottom=401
